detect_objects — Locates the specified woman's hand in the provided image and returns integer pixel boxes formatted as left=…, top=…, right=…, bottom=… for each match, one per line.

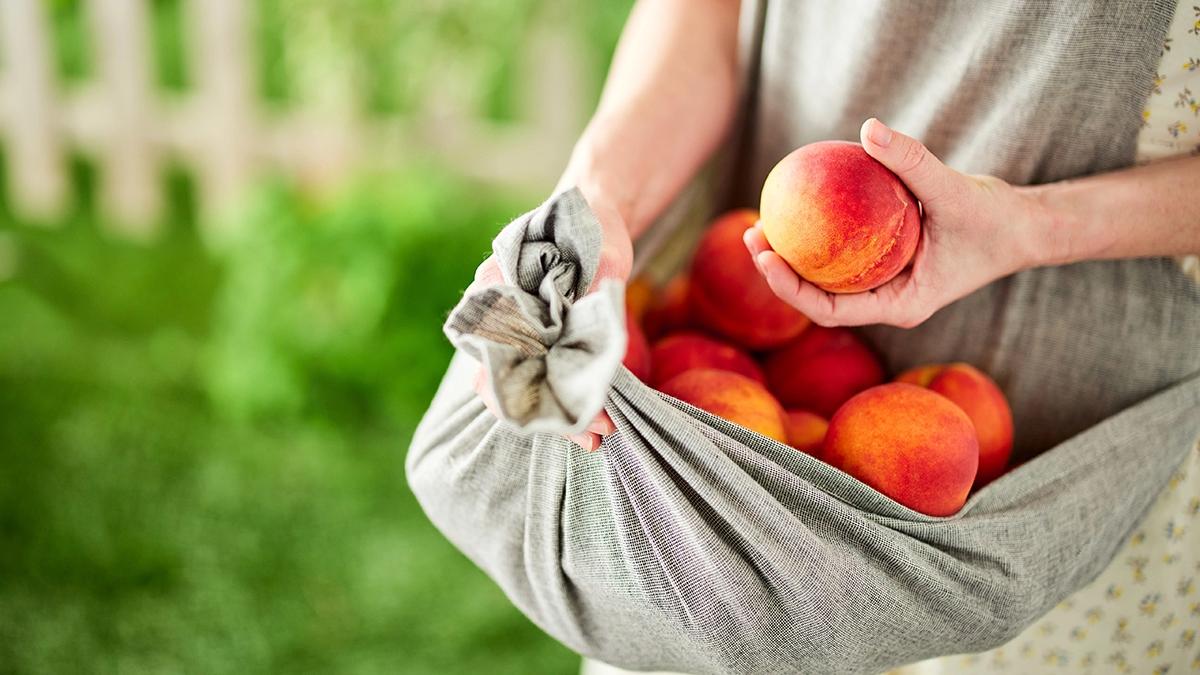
left=744, top=118, right=1048, bottom=328
left=469, top=189, right=633, bottom=451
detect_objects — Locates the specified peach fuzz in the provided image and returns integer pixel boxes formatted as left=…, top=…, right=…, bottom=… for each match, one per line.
left=643, top=273, right=691, bottom=340
left=824, top=383, right=978, bottom=517
left=649, top=331, right=764, bottom=388
left=784, top=410, right=828, bottom=456
left=760, top=141, right=920, bottom=293
left=688, top=210, right=810, bottom=349
left=763, top=326, right=884, bottom=418
left=622, top=309, right=652, bottom=382
left=658, top=368, right=788, bottom=444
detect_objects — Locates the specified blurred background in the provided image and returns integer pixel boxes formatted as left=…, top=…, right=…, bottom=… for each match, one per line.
left=0, top=0, right=632, bottom=672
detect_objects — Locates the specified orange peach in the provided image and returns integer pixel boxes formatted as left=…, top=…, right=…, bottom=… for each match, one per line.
left=623, top=309, right=652, bottom=382
left=626, top=277, right=655, bottom=324
left=643, top=273, right=692, bottom=340
left=784, top=410, right=828, bottom=456
left=689, top=210, right=811, bottom=349
left=659, top=368, right=788, bottom=443
left=824, top=383, right=979, bottom=516
left=894, top=364, right=943, bottom=387
left=649, top=331, right=764, bottom=388
left=896, top=363, right=1014, bottom=488
left=760, top=141, right=920, bottom=293
left=764, top=326, right=885, bottom=418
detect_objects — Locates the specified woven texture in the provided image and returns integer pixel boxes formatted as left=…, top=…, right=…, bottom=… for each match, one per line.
left=411, top=1, right=1200, bottom=673
left=443, top=188, right=625, bottom=436
left=411, top=199, right=1199, bottom=672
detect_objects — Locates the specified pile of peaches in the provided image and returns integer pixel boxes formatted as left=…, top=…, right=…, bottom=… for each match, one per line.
left=619, top=142, right=1013, bottom=517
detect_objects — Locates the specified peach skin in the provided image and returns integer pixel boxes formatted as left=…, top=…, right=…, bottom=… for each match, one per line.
left=659, top=368, right=788, bottom=443
left=760, top=141, right=920, bottom=294
left=784, top=410, right=828, bottom=456
left=824, top=383, right=979, bottom=516
left=763, top=326, right=884, bottom=418
left=689, top=210, right=810, bottom=349
left=649, top=331, right=764, bottom=388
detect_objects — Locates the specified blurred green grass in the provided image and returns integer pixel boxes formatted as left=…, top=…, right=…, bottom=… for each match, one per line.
left=1, top=1, right=636, bottom=671
left=0, top=162, right=583, bottom=674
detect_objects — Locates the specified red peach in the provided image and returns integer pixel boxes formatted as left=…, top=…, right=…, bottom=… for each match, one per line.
left=659, top=368, right=788, bottom=443
left=623, top=309, right=652, bottom=382
left=763, top=326, right=885, bottom=418
left=760, top=141, right=920, bottom=293
left=689, top=210, right=811, bottom=349
left=643, top=273, right=692, bottom=340
left=824, top=383, right=979, bottom=516
left=893, top=363, right=1015, bottom=487
left=649, top=331, right=764, bottom=388
left=928, top=364, right=1014, bottom=487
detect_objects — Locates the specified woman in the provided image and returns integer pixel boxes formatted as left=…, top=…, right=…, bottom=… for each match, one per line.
left=460, top=0, right=1200, bottom=671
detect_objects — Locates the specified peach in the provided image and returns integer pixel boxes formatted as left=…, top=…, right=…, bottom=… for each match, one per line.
left=623, top=309, right=652, bottom=382
left=659, top=368, right=788, bottom=443
left=689, top=210, right=810, bottom=349
left=824, top=383, right=979, bottom=516
left=763, top=326, right=885, bottom=418
left=784, top=410, right=828, bottom=456
left=894, top=364, right=943, bottom=387
left=643, top=273, right=691, bottom=340
left=649, top=331, right=764, bottom=388
left=760, top=141, right=920, bottom=293
left=626, top=277, right=655, bottom=324
left=896, top=363, right=1014, bottom=487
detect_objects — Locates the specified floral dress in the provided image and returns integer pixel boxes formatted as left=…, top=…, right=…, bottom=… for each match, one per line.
left=1140, top=3, right=1200, bottom=283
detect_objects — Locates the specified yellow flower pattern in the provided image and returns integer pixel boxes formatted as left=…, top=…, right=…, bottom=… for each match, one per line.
left=892, top=442, right=1200, bottom=674
left=1137, top=3, right=1200, bottom=286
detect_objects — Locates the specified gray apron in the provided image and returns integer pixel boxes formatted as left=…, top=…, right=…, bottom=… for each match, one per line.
left=409, top=2, right=1200, bottom=673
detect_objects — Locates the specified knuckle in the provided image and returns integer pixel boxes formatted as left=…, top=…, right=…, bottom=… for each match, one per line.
left=900, top=140, right=928, bottom=174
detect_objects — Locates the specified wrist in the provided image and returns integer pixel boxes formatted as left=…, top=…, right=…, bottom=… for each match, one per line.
left=1020, top=178, right=1123, bottom=267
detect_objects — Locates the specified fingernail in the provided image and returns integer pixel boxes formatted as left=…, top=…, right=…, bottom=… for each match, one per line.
left=867, top=118, right=893, bottom=148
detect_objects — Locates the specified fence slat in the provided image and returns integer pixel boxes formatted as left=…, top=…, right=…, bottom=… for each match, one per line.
left=0, top=0, right=68, bottom=224
left=86, top=0, right=161, bottom=237
left=187, top=0, right=255, bottom=241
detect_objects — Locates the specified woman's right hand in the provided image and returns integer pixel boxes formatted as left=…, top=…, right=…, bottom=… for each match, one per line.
left=468, top=189, right=633, bottom=451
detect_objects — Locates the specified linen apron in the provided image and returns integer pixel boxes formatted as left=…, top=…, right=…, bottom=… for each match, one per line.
left=582, top=0, right=1200, bottom=672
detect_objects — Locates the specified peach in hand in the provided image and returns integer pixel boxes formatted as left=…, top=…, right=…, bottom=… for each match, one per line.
left=895, top=363, right=1014, bottom=487
left=764, top=326, right=884, bottom=418
left=759, top=141, right=920, bottom=293
left=649, top=331, right=764, bottom=388
left=658, top=368, right=788, bottom=443
left=823, top=383, right=978, bottom=516
left=689, top=210, right=810, bottom=349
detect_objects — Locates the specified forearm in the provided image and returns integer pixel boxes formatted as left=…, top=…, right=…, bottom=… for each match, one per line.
left=557, top=0, right=741, bottom=239
left=1027, top=154, right=1200, bottom=266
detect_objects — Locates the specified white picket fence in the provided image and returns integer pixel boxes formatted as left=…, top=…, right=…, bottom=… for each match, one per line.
left=0, top=0, right=590, bottom=241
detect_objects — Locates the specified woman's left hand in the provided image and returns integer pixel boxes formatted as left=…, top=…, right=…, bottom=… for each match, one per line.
left=744, top=118, right=1049, bottom=328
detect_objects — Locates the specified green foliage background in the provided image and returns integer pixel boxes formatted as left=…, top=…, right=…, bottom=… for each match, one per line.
left=0, top=1, right=633, bottom=673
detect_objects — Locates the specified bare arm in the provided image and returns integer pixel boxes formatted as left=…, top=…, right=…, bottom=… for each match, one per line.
left=558, top=0, right=741, bottom=240
left=475, top=0, right=741, bottom=450
left=745, top=119, right=1200, bottom=328
left=1030, top=154, right=1200, bottom=266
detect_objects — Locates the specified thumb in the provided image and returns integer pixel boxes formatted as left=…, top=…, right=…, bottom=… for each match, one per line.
left=860, top=118, right=961, bottom=207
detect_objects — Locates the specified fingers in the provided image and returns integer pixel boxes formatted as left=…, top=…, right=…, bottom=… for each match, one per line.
left=587, top=411, right=616, bottom=436
left=744, top=222, right=933, bottom=328
left=859, top=118, right=963, bottom=208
